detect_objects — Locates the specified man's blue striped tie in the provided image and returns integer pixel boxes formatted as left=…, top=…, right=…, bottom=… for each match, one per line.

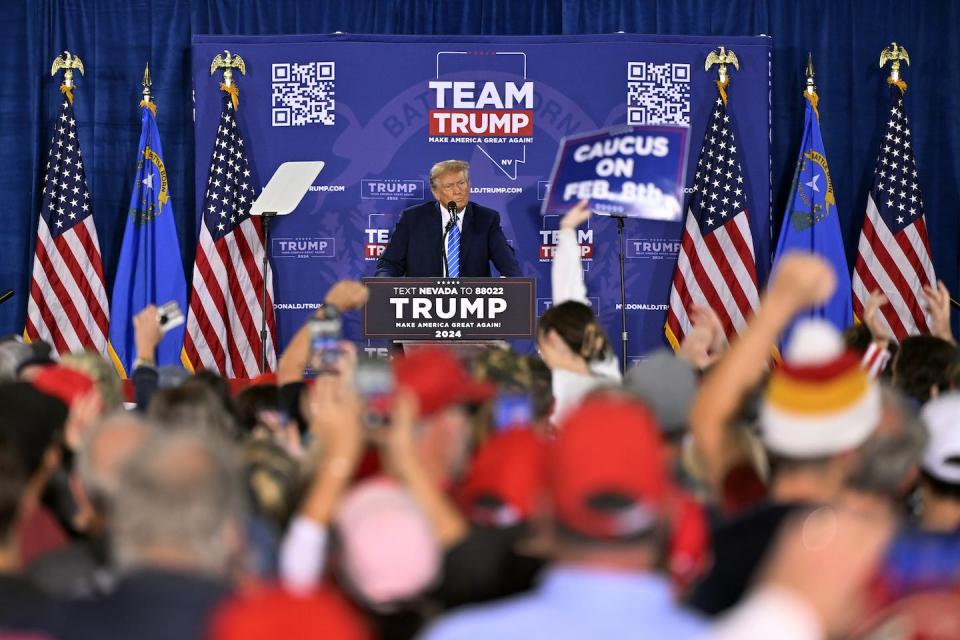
left=447, top=218, right=461, bottom=278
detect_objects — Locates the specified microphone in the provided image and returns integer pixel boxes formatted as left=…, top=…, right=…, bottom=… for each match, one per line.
left=446, top=200, right=458, bottom=231
left=0, top=290, right=13, bottom=305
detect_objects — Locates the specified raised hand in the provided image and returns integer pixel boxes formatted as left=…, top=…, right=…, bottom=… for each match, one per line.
left=922, top=279, right=955, bottom=344
left=559, top=199, right=593, bottom=230
left=766, top=253, right=837, bottom=315
left=863, top=291, right=893, bottom=346
left=307, top=341, right=363, bottom=467
left=133, top=304, right=162, bottom=362
left=324, top=280, right=370, bottom=311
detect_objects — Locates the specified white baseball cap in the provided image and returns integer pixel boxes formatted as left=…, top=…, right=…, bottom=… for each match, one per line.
left=921, top=393, right=960, bottom=483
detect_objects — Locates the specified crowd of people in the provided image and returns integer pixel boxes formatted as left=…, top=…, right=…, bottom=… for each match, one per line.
left=0, top=202, right=959, bottom=639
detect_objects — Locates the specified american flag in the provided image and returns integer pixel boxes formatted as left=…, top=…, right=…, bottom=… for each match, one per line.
left=26, top=91, right=110, bottom=355
left=183, top=91, right=277, bottom=376
left=852, top=86, right=936, bottom=339
left=666, top=91, right=760, bottom=347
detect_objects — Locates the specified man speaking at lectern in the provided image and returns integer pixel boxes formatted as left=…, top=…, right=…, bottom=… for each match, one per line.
left=375, top=160, right=522, bottom=278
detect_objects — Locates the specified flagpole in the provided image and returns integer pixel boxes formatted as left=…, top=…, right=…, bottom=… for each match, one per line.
left=209, top=50, right=270, bottom=373
left=260, top=212, right=275, bottom=373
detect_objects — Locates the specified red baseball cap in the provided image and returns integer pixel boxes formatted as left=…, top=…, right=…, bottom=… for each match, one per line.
left=459, top=427, right=548, bottom=527
left=550, top=394, right=671, bottom=539
left=210, top=585, right=372, bottom=640
left=392, top=346, right=494, bottom=417
left=32, top=365, right=96, bottom=408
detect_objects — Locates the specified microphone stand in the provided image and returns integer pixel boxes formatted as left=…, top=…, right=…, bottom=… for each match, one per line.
left=260, top=212, right=275, bottom=373
left=611, top=214, right=628, bottom=375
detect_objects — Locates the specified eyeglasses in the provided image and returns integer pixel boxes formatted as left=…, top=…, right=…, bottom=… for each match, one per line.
left=437, top=179, right=468, bottom=193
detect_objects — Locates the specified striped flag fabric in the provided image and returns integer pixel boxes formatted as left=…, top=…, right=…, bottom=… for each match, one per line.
left=183, top=88, right=277, bottom=376
left=852, top=84, right=936, bottom=339
left=26, top=86, right=110, bottom=356
left=665, top=86, right=760, bottom=349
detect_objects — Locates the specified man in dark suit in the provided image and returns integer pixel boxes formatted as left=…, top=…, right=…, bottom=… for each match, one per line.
left=375, top=160, right=522, bottom=277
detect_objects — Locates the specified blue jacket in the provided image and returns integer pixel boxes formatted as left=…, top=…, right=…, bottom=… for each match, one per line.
left=375, top=200, right=522, bottom=277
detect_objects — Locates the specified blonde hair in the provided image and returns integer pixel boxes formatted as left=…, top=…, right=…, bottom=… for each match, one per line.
left=61, top=350, right=124, bottom=410
left=429, top=160, right=470, bottom=188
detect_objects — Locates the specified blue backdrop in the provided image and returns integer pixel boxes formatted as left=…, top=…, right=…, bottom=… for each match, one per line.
left=191, top=33, right=771, bottom=359
left=3, top=0, right=960, bottom=352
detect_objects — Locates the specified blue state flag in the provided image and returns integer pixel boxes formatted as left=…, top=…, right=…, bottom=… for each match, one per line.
left=772, top=91, right=852, bottom=346
left=108, top=101, right=187, bottom=377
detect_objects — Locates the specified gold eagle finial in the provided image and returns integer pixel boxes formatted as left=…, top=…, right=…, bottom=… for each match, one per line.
left=879, top=42, right=910, bottom=83
left=50, top=51, right=85, bottom=87
left=210, top=50, right=247, bottom=87
left=705, top=46, right=740, bottom=85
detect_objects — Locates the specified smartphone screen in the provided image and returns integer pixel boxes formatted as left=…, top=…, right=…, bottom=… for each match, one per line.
left=307, top=310, right=342, bottom=375
left=493, top=393, right=533, bottom=431
left=355, top=359, right=393, bottom=429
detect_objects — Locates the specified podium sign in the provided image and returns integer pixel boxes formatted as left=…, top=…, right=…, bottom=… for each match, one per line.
left=362, top=278, right=536, bottom=340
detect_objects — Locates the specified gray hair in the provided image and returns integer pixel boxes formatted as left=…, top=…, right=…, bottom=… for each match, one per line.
left=147, top=385, right=237, bottom=438
left=429, top=160, right=470, bottom=188
left=0, top=340, right=33, bottom=382
left=76, top=411, right=154, bottom=517
left=112, top=430, right=245, bottom=576
left=846, top=384, right=928, bottom=496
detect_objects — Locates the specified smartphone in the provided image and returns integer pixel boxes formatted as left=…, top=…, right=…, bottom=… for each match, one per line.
left=307, top=307, right=342, bottom=375
left=157, top=300, right=185, bottom=334
left=492, top=393, right=534, bottom=431
left=354, top=358, right=394, bottom=429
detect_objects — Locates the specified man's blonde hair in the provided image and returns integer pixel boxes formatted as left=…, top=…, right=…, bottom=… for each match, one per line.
left=429, top=160, right=470, bottom=188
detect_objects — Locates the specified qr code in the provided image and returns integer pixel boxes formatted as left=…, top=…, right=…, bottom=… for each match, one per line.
left=627, top=62, right=691, bottom=126
left=271, top=62, right=335, bottom=127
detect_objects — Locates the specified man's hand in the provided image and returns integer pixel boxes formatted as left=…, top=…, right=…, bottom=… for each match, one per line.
left=765, top=253, right=837, bottom=316
left=324, top=280, right=369, bottom=312
left=378, top=388, right=469, bottom=547
left=64, top=387, right=103, bottom=451
left=307, top=341, right=363, bottom=467
left=863, top=291, right=893, bottom=346
left=679, top=305, right=729, bottom=368
left=922, top=280, right=955, bottom=344
left=133, top=305, right=162, bottom=362
left=381, top=390, right=420, bottom=478
left=559, top=199, right=592, bottom=231
left=296, top=341, right=363, bottom=531
left=277, top=294, right=363, bottom=384
left=677, top=324, right=714, bottom=369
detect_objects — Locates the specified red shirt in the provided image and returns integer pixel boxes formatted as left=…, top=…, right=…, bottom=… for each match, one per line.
left=18, top=503, right=68, bottom=567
